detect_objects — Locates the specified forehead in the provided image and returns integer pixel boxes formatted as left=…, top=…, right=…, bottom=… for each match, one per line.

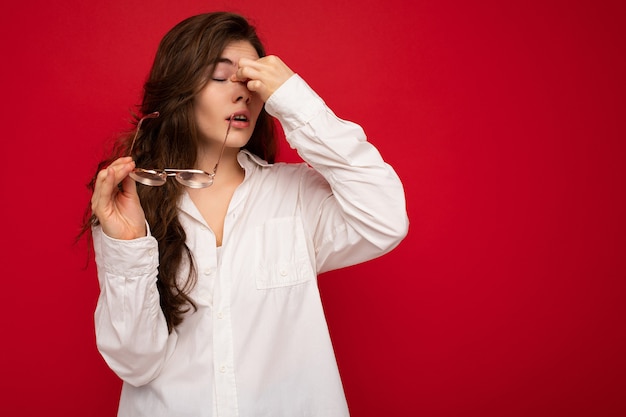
left=218, top=40, right=260, bottom=65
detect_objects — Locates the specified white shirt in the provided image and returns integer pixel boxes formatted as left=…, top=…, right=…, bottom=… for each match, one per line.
left=93, top=74, right=409, bottom=417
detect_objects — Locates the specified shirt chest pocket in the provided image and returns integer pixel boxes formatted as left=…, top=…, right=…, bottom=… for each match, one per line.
left=255, top=216, right=315, bottom=289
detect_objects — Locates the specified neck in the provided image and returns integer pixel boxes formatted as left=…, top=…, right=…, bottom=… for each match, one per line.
left=196, top=147, right=244, bottom=186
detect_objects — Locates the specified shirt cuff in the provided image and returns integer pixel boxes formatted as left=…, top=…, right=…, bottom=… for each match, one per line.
left=98, top=228, right=159, bottom=276
left=264, top=74, right=326, bottom=132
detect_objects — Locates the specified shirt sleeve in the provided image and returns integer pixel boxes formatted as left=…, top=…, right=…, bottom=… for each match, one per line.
left=92, top=225, right=177, bottom=387
left=264, top=74, right=409, bottom=274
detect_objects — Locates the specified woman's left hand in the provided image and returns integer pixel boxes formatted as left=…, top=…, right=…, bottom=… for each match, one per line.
left=231, top=55, right=295, bottom=102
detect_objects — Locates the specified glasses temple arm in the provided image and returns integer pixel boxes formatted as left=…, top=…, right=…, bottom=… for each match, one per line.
left=128, top=111, right=160, bottom=157
left=213, top=115, right=234, bottom=175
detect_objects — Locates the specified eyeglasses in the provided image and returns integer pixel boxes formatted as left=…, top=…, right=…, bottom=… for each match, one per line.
left=128, top=112, right=233, bottom=189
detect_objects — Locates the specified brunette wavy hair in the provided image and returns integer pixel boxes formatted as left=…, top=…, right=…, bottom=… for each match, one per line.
left=79, top=12, right=277, bottom=332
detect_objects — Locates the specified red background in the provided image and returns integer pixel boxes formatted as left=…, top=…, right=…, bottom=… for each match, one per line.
left=1, top=0, right=625, bottom=416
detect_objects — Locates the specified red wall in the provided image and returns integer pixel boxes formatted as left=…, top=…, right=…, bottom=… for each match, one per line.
left=2, top=0, right=625, bottom=416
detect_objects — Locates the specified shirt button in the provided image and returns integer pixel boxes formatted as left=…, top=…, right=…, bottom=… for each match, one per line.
left=204, top=269, right=212, bottom=276
left=217, top=312, right=224, bottom=319
left=148, top=249, right=155, bottom=256
left=219, top=366, right=226, bottom=373
left=280, top=269, right=288, bottom=277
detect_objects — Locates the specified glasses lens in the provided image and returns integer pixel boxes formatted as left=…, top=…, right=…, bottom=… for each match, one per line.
left=175, top=171, right=214, bottom=188
left=130, top=169, right=167, bottom=186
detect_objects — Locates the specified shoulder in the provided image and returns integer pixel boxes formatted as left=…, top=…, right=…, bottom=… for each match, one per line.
left=240, top=151, right=328, bottom=192
left=239, top=149, right=309, bottom=177
left=260, top=161, right=322, bottom=185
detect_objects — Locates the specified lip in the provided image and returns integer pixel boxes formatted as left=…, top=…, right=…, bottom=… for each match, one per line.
left=227, top=110, right=252, bottom=128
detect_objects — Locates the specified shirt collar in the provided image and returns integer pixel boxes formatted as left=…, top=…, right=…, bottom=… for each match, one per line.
left=179, top=149, right=272, bottom=223
left=237, top=148, right=272, bottom=168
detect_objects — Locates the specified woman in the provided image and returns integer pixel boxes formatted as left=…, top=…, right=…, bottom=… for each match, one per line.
left=84, top=11, right=408, bottom=417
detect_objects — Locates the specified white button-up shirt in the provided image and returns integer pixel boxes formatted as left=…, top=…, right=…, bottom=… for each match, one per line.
left=93, top=74, right=408, bottom=417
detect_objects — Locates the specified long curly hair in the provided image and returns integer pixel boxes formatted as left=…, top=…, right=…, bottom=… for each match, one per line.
left=80, top=12, right=277, bottom=332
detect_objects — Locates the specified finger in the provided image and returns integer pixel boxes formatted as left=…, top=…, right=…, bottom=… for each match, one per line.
left=109, top=156, right=134, bottom=166
left=233, top=57, right=268, bottom=80
left=107, top=158, right=136, bottom=186
left=92, top=158, right=133, bottom=206
left=96, top=166, right=117, bottom=197
left=91, top=166, right=117, bottom=217
left=231, top=65, right=260, bottom=84
left=245, top=79, right=264, bottom=93
left=238, top=57, right=263, bottom=69
left=91, top=169, right=107, bottom=208
left=119, top=172, right=139, bottom=198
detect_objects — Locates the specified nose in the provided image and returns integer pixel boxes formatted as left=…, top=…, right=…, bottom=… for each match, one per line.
left=232, top=78, right=251, bottom=104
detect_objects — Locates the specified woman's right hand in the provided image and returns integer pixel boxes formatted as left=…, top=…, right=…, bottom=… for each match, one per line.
left=91, top=156, right=147, bottom=240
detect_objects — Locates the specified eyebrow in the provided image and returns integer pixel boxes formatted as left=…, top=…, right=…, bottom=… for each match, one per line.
left=215, top=57, right=236, bottom=66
